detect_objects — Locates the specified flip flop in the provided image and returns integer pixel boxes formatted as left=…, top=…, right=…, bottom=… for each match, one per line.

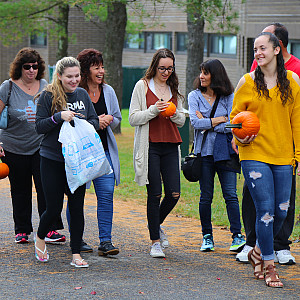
left=34, top=235, right=49, bottom=263
left=70, top=258, right=89, bottom=268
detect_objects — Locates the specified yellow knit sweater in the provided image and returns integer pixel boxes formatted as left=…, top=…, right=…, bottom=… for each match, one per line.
left=230, top=71, right=300, bottom=165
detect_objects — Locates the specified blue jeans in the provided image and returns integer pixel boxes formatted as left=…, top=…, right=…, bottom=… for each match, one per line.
left=199, top=155, right=241, bottom=237
left=241, top=160, right=292, bottom=260
left=66, top=151, right=115, bottom=243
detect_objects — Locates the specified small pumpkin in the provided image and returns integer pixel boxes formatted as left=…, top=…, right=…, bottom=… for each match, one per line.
left=0, top=162, right=9, bottom=179
left=226, top=111, right=260, bottom=139
left=161, top=101, right=176, bottom=117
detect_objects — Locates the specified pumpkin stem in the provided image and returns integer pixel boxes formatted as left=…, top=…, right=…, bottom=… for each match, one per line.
left=225, top=123, right=242, bottom=129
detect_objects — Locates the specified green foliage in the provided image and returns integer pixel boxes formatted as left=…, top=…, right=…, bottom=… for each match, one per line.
left=171, top=0, right=242, bottom=34
left=0, top=0, right=69, bottom=45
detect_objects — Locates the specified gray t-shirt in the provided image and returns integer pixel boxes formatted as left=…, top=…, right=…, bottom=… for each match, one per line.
left=0, top=79, right=47, bottom=155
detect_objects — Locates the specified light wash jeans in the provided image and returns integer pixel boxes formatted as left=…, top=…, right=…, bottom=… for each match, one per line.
left=241, top=160, right=292, bottom=260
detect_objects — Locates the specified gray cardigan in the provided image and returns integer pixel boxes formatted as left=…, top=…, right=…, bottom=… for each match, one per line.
left=129, top=80, right=186, bottom=186
left=102, top=84, right=122, bottom=186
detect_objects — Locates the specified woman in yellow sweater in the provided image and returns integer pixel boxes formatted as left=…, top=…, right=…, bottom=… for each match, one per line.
left=231, top=32, right=300, bottom=288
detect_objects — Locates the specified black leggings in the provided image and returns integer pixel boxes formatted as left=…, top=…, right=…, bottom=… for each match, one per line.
left=37, top=157, right=85, bottom=254
left=1, top=150, right=63, bottom=234
left=146, top=142, right=180, bottom=241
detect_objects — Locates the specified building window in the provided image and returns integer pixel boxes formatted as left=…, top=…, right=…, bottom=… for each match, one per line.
left=210, top=34, right=237, bottom=55
left=124, top=33, right=144, bottom=49
left=30, top=33, right=47, bottom=47
left=175, top=32, right=208, bottom=53
left=289, top=40, right=300, bottom=59
left=145, top=32, right=172, bottom=51
left=176, top=32, right=188, bottom=52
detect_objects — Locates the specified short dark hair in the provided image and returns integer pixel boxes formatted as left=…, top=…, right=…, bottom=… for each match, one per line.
left=9, top=47, right=45, bottom=80
left=193, top=59, right=234, bottom=96
left=77, top=48, right=104, bottom=92
left=269, top=22, right=289, bottom=48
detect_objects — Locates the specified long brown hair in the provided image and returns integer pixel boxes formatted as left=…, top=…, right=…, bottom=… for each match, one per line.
left=254, top=32, right=293, bottom=106
left=143, top=48, right=183, bottom=100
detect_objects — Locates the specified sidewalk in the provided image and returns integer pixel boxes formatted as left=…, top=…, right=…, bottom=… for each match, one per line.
left=0, top=177, right=299, bottom=299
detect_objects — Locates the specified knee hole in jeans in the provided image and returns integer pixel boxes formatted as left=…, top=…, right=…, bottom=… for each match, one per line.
left=171, top=192, right=180, bottom=201
left=279, top=200, right=289, bottom=212
left=260, top=212, right=274, bottom=226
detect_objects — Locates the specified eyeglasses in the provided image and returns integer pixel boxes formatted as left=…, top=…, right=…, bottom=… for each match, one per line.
left=23, top=64, right=38, bottom=70
left=157, top=66, right=174, bottom=73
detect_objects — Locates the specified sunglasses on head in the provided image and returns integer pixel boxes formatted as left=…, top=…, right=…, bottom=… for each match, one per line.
left=23, top=64, right=38, bottom=70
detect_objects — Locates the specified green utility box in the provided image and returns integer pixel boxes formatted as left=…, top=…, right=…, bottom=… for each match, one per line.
left=122, top=66, right=147, bottom=109
left=179, top=109, right=190, bottom=158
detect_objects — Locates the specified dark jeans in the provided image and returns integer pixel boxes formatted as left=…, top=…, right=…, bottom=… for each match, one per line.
left=199, top=155, right=242, bottom=237
left=1, top=150, right=63, bottom=235
left=37, top=157, right=85, bottom=254
left=146, top=142, right=180, bottom=241
left=242, top=172, right=296, bottom=251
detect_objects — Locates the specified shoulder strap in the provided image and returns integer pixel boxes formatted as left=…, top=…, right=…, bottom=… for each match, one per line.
left=6, top=80, right=13, bottom=106
left=209, top=94, right=220, bottom=118
left=190, top=94, right=221, bottom=154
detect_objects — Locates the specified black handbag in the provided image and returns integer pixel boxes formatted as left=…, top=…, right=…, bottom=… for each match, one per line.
left=182, top=143, right=202, bottom=182
left=182, top=95, right=220, bottom=182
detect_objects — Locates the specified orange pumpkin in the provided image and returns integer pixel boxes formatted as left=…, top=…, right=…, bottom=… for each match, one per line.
left=0, top=163, right=9, bottom=179
left=226, top=111, right=260, bottom=139
left=161, top=101, right=176, bottom=117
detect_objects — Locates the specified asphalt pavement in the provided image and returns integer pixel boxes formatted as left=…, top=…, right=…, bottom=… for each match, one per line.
left=0, top=177, right=299, bottom=299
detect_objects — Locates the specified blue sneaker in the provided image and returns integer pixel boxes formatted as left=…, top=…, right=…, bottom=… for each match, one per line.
left=230, top=234, right=246, bottom=252
left=200, top=234, right=214, bottom=252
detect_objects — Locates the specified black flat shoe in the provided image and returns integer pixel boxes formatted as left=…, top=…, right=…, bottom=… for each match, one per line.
left=70, top=240, right=93, bottom=253
left=98, top=241, right=119, bottom=256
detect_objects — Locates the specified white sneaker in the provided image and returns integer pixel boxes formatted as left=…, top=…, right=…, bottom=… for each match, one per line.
left=236, top=245, right=253, bottom=263
left=159, top=226, right=169, bottom=249
left=150, top=242, right=165, bottom=258
left=275, top=250, right=296, bottom=265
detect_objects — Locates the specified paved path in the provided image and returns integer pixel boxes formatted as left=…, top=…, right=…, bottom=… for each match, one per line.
left=0, top=177, right=299, bottom=299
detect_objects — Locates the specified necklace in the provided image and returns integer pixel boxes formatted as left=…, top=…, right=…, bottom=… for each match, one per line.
left=204, top=93, right=214, bottom=102
left=154, top=80, right=168, bottom=99
left=21, top=78, right=35, bottom=90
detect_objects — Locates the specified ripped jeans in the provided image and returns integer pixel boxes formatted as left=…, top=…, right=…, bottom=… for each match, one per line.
left=241, top=160, right=293, bottom=260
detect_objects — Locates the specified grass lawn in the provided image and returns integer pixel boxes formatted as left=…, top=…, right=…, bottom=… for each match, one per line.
left=91, top=109, right=300, bottom=241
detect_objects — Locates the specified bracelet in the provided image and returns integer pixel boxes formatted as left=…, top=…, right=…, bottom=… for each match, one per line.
left=51, top=115, right=58, bottom=124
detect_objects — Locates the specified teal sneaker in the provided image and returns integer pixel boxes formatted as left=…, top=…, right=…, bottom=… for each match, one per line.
left=200, top=234, right=214, bottom=252
left=230, top=234, right=246, bottom=252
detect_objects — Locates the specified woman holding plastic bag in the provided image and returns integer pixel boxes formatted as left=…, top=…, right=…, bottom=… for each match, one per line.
left=34, top=57, right=99, bottom=267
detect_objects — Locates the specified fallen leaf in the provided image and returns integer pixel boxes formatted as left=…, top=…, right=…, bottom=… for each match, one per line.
left=74, top=287, right=82, bottom=290
left=217, top=278, right=220, bottom=280
left=91, top=291, right=96, bottom=295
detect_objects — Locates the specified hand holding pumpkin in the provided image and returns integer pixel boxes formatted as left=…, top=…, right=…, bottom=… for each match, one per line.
left=0, top=145, right=4, bottom=157
left=157, top=100, right=176, bottom=117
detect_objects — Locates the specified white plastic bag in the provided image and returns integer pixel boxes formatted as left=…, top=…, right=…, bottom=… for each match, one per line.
left=58, top=117, right=112, bottom=193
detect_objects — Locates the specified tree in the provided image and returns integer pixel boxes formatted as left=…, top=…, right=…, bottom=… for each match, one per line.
left=172, top=0, right=244, bottom=97
left=0, top=0, right=70, bottom=60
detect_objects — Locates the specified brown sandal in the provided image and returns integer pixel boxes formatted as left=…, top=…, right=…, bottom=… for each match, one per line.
left=248, top=248, right=264, bottom=280
left=264, top=264, right=283, bottom=288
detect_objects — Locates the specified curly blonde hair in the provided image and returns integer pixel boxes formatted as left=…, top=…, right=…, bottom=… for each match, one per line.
left=45, top=57, right=80, bottom=114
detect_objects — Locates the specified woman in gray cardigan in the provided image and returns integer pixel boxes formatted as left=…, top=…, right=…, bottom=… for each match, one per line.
left=76, top=49, right=122, bottom=256
left=129, top=48, right=185, bottom=258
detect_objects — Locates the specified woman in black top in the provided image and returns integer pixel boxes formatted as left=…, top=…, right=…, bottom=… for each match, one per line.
left=34, top=57, right=98, bottom=267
